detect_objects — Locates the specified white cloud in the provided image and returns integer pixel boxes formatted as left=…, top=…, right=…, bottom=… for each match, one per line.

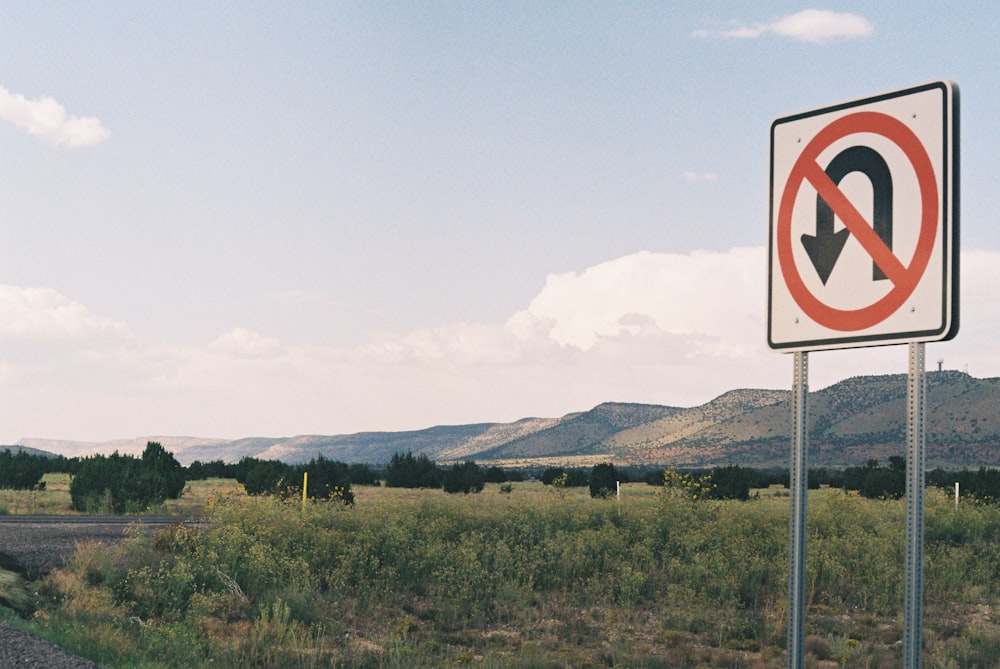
left=0, top=86, right=111, bottom=147
left=362, top=323, right=526, bottom=366
left=695, top=9, right=873, bottom=43
left=509, top=248, right=764, bottom=353
left=0, top=285, right=127, bottom=339
left=770, top=9, right=873, bottom=42
left=210, top=327, right=284, bottom=357
left=683, top=171, right=719, bottom=182
left=3, top=247, right=1000, bottom=443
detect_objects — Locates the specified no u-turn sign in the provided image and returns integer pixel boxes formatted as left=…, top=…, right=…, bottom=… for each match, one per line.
left=768, top=81, right=959, bottom=351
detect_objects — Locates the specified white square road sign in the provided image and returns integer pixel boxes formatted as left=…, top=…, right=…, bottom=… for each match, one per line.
left=767, top=80, right=959, bottom=352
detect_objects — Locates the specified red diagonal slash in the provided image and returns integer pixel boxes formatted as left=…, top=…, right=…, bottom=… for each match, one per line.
left=801, top=159, right=909, bottom=285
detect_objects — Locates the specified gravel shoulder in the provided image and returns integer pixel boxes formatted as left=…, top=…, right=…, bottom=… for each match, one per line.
left=0, top=516, right=203, bottom=578
left=0, top=517, right=137, bottom=579
left=0, top=515, right=204, bottom=668
left=0, top=621, right=102, bottom=669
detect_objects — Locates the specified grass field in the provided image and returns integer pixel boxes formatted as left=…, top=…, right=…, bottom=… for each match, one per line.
left=0, top=473, right=77, bottom=515
left=3, top=480, right=1000, bottom=667
left=0, top=474, right=247, bottom=517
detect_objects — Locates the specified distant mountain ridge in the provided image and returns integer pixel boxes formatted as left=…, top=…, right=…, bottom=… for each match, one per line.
left=0, top=443, right=64, bottom=458
left=13, top=371, right=1000, bottom=469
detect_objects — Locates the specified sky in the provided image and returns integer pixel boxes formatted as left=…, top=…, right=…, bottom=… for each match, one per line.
left=2, top=2, right=1000, bottom=444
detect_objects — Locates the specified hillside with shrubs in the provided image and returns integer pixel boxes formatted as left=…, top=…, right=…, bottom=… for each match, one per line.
left=11, top=371, right=1000, bottom=470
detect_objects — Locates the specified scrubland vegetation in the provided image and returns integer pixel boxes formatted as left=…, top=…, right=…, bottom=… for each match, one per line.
left=3, top=480, right=1000, bottom=668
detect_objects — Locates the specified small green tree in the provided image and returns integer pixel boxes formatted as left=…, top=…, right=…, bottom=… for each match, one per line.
left=589, top=463, right=618, bottom=499
left=242, top=459, right=290, bottom=495
left=706, top=465, right=754, bottom=501
left=140, top=441, right=186, bottom=501
left=484, top=465, right=508, bottom=483
left=0, top=450, right=47, bottom=490
left=541, top=467, right=588, bottom=487
left=69, top=443, right=186, bottom=513
left=443, top=461, right=485, bottom=494
left=294, top=456, right=354, bottom=504
left=185, top=459, right=234, bottom=480
left=384, top=452, right=442, bottom=488
left=541, top=467, right=566, bottom=486
left=348, top=463, right=379, bottom=486
left=844, top=458, right=905, bottom=500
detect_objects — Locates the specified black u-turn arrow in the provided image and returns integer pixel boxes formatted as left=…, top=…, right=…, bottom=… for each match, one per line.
left=802, top=145, right=893, bottom=284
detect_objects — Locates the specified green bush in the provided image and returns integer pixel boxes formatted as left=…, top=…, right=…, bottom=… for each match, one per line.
left=238, top=456, right=354, bottom=504
left=929, top=466, right=1000, bottom=503
left=442, top=461, right=485, bottom=494
left=541, top=467, right=588, bottom=487
left=69, top=442, right=185, bottom=513
left=589, top=462, right=618, bottom=498
left=294, top=456, right=355, bottom=504
left=706, top=464, right=754, bottom=501
left=348, top=462, right=379, bottom=486
left=0, top=449, right=47, bottom=490
left=140, top=442, right=186, bottom=501
left=240, top=459, right=289, bottom=496
left=843, top=458, right=905, bottom=500
left=384, top=451, right=442, bottom=488
left=185, top=459, right=235, bottom=480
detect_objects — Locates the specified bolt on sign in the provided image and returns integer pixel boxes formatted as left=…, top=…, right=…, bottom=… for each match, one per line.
left=768, top=81, right=959, bottom=352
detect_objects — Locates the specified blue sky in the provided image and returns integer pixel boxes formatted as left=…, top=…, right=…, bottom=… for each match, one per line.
left=1, top=3, right=999, bottom=444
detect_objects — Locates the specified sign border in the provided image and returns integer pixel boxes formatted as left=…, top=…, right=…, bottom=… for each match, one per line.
left=767, top=80, right=959, bottom=352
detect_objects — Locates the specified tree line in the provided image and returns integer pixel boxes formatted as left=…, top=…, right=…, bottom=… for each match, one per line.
left=640, top=458, right=1000, bottom=503
left=7, top=444, right=1000, bottom=510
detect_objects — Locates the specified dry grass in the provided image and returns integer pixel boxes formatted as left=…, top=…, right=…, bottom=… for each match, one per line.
left=161, top=478, right=247, bottom=516
left=0, top=473, right=77, bottom=515
left=0, top=474, right=247, bottom=517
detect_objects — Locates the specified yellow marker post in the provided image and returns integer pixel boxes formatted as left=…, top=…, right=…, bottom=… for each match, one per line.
left=302, top=471, right=308, bottom=512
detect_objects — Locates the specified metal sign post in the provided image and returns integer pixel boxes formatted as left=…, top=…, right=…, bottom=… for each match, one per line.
left=770, top=81, right=957, bottom=669
left=786, top=351, right=809, bottom=669
left=904, top=342, right=927, bottom=668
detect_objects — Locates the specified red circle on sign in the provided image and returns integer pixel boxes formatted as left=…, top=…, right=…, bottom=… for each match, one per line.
left=777, top=111, right=939, bottom=331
